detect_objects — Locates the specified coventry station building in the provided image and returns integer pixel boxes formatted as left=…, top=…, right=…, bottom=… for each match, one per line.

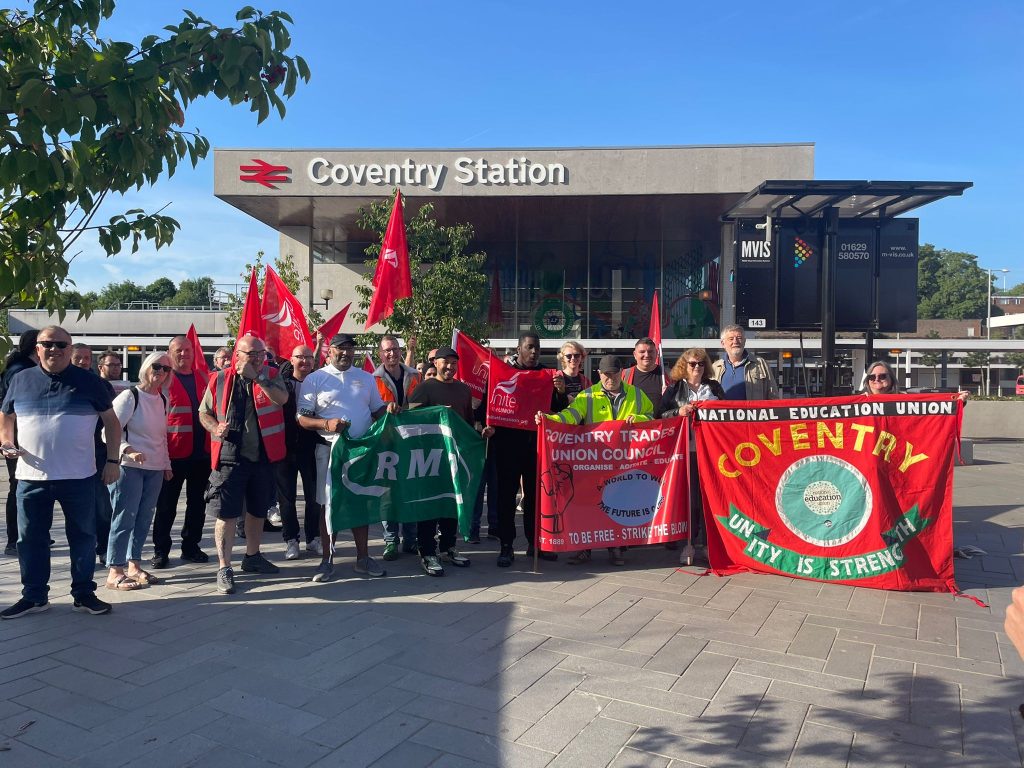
left=9, top=143, right=1024, bottom=398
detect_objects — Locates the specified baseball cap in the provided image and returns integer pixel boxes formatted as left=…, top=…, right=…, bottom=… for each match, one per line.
left=597, top=355, right=622, bottom=373
left=329, top=333, right=356, bottom=347
left=433, top=346, right=459, bottom=360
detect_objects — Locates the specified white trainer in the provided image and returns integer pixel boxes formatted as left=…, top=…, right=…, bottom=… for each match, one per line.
left=285, top=539, right=300, bottom=560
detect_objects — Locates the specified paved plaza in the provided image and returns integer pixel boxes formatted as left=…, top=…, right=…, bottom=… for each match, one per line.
left=0, top=441, right=1022, bottom=767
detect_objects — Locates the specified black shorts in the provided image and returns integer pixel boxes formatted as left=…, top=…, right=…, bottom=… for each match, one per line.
left=205, top=460, right=275, bottom=521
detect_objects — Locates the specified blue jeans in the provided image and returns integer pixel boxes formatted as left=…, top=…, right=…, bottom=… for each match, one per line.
left=382, top=519, right=417, bottom=547
left=17, top=477, right=96, bottom=603
left=107, top=467, right=164, bottom=567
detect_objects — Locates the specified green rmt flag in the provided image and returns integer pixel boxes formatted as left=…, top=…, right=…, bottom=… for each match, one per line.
left=328, top=406, right=485, bottom=537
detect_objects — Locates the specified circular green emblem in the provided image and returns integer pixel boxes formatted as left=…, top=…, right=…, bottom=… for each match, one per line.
left=775, top=456, right=872, bottom=547
left=532, top=298, right=576, bottom=338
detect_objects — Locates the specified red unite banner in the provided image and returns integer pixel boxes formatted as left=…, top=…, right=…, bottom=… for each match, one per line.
left=695, top=394, right=963, bottom=593
left=537, top=417, right=690, bottom=551
left=453, top=329, right=492, bottom=399
left=486, top=356, right=556, bottom=431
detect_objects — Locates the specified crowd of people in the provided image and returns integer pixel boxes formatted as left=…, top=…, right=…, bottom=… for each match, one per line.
left=0, top=322, right=963, bottom=620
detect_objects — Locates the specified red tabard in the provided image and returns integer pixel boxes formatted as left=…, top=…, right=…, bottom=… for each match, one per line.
left=537, top=417, right=689, bottom=551
left=167, top=370, right=210, bottom=459
left=695, top=394, right=963, bottom=593
left=207, top=368, right=286, bottom=469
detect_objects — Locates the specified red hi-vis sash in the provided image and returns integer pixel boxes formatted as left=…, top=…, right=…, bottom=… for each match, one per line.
left=695, top=394, right=964, bottom=593
left=537, top=417, right=689, bottom=551
left=486, top=356, right=555, bottom=431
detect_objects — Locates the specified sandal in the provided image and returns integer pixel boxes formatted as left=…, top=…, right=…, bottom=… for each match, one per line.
left=105, top=575, right=143, bottom=591
left=128, top=570, right=160, bottom=585
left=567, top=550, right=592, bottom=565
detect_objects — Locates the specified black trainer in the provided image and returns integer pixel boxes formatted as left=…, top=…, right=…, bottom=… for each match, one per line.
left=497, top=545, right=514, bottom=567
left=0, top=599, right=49, bottom=620
left=72, top=594, right=111, bottom=615
left=241, top=552, right=280, bottom=574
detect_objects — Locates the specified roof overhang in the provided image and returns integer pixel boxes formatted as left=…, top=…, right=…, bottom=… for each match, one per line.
left=721, top=180, right=972, bottom=221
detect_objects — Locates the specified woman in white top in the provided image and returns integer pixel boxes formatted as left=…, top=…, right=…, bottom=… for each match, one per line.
left=104, top=353, right=173, bottom=590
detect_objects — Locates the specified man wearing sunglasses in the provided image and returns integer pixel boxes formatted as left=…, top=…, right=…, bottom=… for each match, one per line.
left=0, top=326, right=122, bottom=618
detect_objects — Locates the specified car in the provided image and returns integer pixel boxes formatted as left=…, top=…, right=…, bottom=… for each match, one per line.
left=1016, top=375, right=1024, bottom=396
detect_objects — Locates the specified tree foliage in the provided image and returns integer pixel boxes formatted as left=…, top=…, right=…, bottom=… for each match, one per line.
left=963, top=349, right=990, bottom=368
left=224, top=250, right=322, bottom=340
left=350, top=196, right=489, bottom=357
left=917, top=244, right=994, bottom=320
left=166, top=276, right=215, bottom=307
left=0, top=1, right=309, bottom=334
left=1005, top=352, right=1024, bottom=372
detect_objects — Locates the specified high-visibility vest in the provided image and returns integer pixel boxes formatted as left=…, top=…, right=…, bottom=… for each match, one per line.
left=373, top=364, right=421, bottom=407
left=167, top=370, right=210, bottom=459
left=208, top=368, right=286, bottom=469
left=547, top=382, right=653, bottom=425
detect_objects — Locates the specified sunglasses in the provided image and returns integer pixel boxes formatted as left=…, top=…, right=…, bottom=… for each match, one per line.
left=563, top=353, right=582, bottom=360
left=150, top=364, right=172, bottom=373
left=37, top=340, right=69, bottom=350
left=686, top=361, right=705, bottom=368
left=867, top=374, right=889, bottom=382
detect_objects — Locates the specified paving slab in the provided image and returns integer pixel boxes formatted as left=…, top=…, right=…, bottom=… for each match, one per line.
left=0, top=440, right=1022, bottom=767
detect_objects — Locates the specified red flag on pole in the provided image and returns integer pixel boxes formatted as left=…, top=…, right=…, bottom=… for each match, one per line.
left=362, top=354, right=376, bottom=373
left=185, top=323, right=209, bottom=378
left=649, top=289, right=663, bottom=363
left=314, top=303, right=351, bottom=364
left=365, top=190, right=412, bottom=329
left=452, top=329, right=493, bottom=399
left=261, top=265, right=314, bottom=359
left=237, top=266, right=265, bottom=344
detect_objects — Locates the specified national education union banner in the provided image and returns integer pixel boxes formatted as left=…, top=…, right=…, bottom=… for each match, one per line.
left=328, top=406, right=485, bottom=536
left=537, top=417, right=690, bottom=551
left=695, top=394, right=963, bottom=593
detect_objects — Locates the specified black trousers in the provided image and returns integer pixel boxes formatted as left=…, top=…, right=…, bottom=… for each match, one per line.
left=492, top=428, right=538, bottom=549
left=93, top=471, right=113, bottom=558
left=417, top=517, right=457, bottom=557
left=274, top=448, right=321, bottom=544
left=5, top=457, right=17, bottom=547
left=152, top=457, right=210, bottom=557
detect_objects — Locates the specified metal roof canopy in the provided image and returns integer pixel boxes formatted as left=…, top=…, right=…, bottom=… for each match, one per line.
left=721, top=180, right=972, bottom=221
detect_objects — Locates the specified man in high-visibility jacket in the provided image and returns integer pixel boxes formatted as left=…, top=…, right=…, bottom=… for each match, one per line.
left=540, top=355, right=654, bottom=427
left=535, top=354, right=654, bottom=567
left=151, top=335, right=211, bottom=569
left=198, top=335, right=289, bottom=595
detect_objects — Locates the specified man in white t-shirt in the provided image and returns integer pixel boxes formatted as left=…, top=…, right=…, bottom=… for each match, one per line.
left=297, top=333, right=393, bottom=583
left=0, top=326, right=121, bottom=619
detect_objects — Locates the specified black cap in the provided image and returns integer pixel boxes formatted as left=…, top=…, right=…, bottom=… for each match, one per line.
left=329, top=333, right=355, bottom=347
left=597, top=354, right=622, bottom=374
left=433, top=346, right=459, bottom=360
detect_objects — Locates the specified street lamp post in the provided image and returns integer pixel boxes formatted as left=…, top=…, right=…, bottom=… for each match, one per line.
left=985, top=267, right=1010, bottom=340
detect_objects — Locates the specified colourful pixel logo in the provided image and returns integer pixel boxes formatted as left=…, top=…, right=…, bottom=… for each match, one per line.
left=794, top=237, right=813, bottom=268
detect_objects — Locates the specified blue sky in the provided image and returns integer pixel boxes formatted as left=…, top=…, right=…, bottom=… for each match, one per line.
left=68, top=0, right=1024, bottom=294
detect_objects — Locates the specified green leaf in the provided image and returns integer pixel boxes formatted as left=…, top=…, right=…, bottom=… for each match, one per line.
left=16, top=78, right=45, bottom=107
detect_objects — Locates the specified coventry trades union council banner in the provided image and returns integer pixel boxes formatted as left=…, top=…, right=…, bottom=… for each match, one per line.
left=328, top=406, right=485, bottom=537
left=537, top=417, right=689, bottom=551
left=695, top=394, right=963, bottom=593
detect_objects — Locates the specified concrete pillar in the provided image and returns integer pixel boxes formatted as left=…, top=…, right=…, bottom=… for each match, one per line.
left=280, top=226, right=313, bottom=311
left=719, top=221, right=736, bottom=329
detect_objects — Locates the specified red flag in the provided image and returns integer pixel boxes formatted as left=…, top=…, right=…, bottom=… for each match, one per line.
left=261, top=265, right=313, bottom=359
left=237, top=266, right=265, bottom=344
left=186, top=323, right=209, bottom=378
left=362, top=354, right=375, bottom=373
left=313, top=303, right=351, bottom=364
left=365, top=190, right=412, bottom=329
left=648, top=289, right=663, bottom=365
left=486, top=355, right=555, bottom=431
left=452, top=329, right=493, bottom=399
left=487, top=271, right=503, bottom=326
